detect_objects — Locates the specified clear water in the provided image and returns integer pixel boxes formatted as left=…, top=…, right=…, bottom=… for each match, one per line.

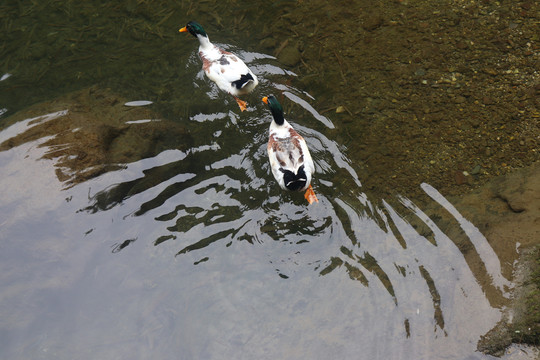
left=0, top=2, right=532, bottom=359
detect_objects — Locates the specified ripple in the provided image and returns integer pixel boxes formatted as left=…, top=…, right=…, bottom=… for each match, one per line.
left=0, top=37, right=517, bottom=360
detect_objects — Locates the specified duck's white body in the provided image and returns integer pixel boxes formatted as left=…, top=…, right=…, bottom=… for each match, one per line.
left=196, top=35, right=258, bottom=96
left=267, top=118, right=315, bottom=193
left=180, top=21, right=258, bottom=111
left=263, top=95, right=318, bottom=204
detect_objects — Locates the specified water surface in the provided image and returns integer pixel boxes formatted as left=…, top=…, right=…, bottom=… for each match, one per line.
left=0, top=1, right=533, bottom=359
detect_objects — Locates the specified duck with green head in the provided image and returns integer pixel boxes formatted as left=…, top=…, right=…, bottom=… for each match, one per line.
left=179, top=21, right=258, bottom=112
left=262, top=95, right=318, bottom=204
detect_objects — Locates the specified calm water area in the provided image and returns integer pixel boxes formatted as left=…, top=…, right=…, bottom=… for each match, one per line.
left=0, top=1, right=536, bottom=359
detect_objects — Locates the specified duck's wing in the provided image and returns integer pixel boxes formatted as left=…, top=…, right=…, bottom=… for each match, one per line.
left=296, top=134, right=314, bottom=175
left=268, top=130, right=306, bottom=173
left=204, top=51, right=253, bottom=89
left=267, top=135, right=286, bottom=189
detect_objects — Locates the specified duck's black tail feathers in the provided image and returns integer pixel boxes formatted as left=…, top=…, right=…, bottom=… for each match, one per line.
left=232, top=73, right=254, bottom=90
left=280, top=166, right=307, bottom=191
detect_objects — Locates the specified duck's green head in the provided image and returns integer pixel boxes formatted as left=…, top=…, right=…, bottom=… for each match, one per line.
left=179, top=21, right=207, bottom=38
left=262, top=95, right=285, bottom=125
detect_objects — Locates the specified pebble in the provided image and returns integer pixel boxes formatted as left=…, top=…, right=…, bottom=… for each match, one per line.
left=260, top=37, right=277, bottom=50
left=454, top=170, right=472, bottom=185
left=277, top=45, right=301, bottom=67
left=482, top=96, right=495, bottom=105
left=471, top=164, right=482, bottom=175
left=362, top=15, right=383, bottom=31
left=455, top=96, right=466, bottom=104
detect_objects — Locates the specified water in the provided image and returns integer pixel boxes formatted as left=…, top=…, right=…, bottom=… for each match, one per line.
left=0, top=2, right=535, bottom=359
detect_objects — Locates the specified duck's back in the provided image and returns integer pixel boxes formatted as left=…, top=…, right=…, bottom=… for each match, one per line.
left=268, top=122, right=312, bottom=180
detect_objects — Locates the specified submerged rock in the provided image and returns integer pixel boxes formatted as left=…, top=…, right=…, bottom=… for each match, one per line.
left=407, top=162, right=540, bottom=354
left=394, top=161, right=539, bottom=355
left=277, top=44, right=302, bottom=67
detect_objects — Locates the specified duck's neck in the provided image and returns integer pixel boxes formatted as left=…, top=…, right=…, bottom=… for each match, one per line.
left=270, top=107, right=285, bottom=126
left=197, top=34, right=213, bottom=51
left=271, top=109, right=285, bottom=126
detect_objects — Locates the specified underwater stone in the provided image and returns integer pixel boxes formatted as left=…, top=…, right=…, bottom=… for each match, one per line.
left=277, top=45, right=301, bottom=67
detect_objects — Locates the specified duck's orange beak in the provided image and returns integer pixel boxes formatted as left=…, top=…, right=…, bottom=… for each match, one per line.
left=179, top=26, right=188, bottom=33
left=262, top=96, right=268, bottom=104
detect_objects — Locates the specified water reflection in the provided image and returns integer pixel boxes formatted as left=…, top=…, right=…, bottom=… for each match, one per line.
left=0, top=32, right=526, bottom=360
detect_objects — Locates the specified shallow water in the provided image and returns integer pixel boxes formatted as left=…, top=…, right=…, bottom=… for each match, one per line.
left=0, top=2, right=535, bottom=360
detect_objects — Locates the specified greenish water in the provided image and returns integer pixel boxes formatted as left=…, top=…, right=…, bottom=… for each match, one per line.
left=0, top=1, right=533, bottom=359
left=0, top=0, right=269, bottom=117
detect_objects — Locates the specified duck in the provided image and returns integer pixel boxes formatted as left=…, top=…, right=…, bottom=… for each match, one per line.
left=179, top=21, right=258, bottom=112
left=262, top=95, right=318, bottom=204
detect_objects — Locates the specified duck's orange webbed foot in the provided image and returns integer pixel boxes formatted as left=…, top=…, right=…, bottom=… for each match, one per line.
left=304, top=185, right=319, bottom=205
left=234, top=96, right=247, bottom=112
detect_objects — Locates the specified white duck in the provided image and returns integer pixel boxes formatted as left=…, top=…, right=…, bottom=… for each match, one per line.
left=262, top=95, right=318, bottom=204
left=179, top=21, right=258, bottom=112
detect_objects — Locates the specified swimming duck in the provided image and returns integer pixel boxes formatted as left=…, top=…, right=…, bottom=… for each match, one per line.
left=179, top=21, right=258, bottom=112
left=262, top=95, right=318, bottom=204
